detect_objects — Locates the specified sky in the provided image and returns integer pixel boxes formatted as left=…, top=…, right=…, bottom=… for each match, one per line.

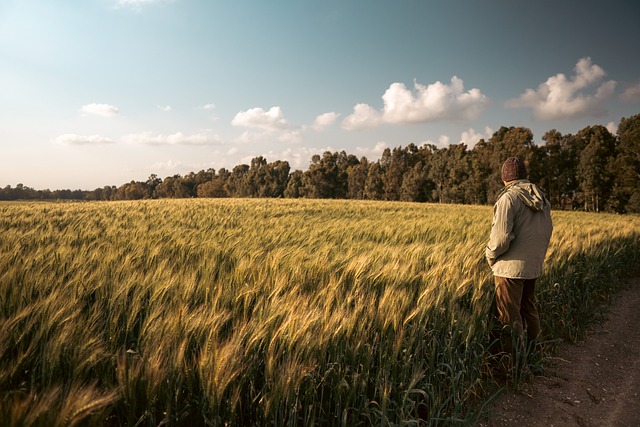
left=1, top=0, right=639, bottom=190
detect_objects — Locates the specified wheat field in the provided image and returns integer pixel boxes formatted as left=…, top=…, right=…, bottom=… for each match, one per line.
left=1, top=199, right=639, bottom=426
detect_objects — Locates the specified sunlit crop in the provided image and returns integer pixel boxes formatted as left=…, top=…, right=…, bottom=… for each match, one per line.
left=1, top=199, right=638, bottom=425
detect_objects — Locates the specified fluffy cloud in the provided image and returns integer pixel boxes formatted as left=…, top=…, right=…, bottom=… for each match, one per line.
left=341, top=104, right=382, bottom=131
left=278, top=129, right=304, bottom=144
left=231, top=106, right=290, bottom=131
left=236, top=130, right=263, bottom=144
left=152, top=159, right=183, bottom=171
left=435, top=135, right=451, bottom=148
left=54, top=134, right=114, bottom=146
left=122, top=131, right=222, bottom=146
left=312, top=112, right=340, bottom=131
left=80, top=103, right=120, bottom=117
left=158, top=105, right=172, bottom=112
left=276, top=146, right=335, bottom=170
left=506, top=57, right=616, bottom=120
left=342, top=77, right=489, bottom=130
left=606, top=121, right=618, bottom=135
left=620, top=83, right=640, bottom=104
left=353, top=142, right=388, bottom=159
left=202, top=103, right=216, bottom=110
left=276, top=148, right=310, bottom=170
left=459, top=126, right=494, bottom=148
left=235, top=128, right=304, bottom=145
left=419, top=135, right=451, bottom=149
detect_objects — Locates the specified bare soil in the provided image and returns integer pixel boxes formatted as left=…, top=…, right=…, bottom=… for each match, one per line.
left=475, top=278, right=640, bottom=427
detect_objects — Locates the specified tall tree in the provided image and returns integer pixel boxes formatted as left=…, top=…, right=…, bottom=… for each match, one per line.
left=225, top=164, right=251, bottom=197
left=113, top=181, right=152, bottom=200
left=472, top=126, right=540, bottom=203
left=382, top=144, right=419, bottom=201
left=428, top=143, right=469, bottom=204
left=576, top=125, right=616, bottom=212
left=400, top=162, right=433, bottom=202
left=197, top=179, right=228, bottom=198
left=245, top=156, right=268, bottom=197
left=364, top=163, right=385, bottom=200
left=156, top=175, right=192, bottom=198
left=541, top=130, right=585, bottom=209
left=609, top=114, right=640, bottom=213
left=262, top=160, right=291, bottom=197
left=146, top=174, right=162, bottom=199
left=284, top=170, right=305, bottom=198
left=303, top=151, right=357, bottom=199
left=347, top=157, right=369, bottom=200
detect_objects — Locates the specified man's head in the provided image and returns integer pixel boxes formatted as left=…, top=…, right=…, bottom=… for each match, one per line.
left=501, top=157, right=528, bottom=183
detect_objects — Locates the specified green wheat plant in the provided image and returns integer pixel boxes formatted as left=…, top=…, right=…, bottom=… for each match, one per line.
left=1, top=199, right=639, bottom=425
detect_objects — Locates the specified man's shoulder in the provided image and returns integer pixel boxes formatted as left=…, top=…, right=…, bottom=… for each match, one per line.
left=495, top=187, right=534, bottom=216
left=496, top=189, right=519, bottom=205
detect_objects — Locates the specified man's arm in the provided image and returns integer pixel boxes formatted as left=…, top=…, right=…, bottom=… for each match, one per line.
left=485, top=194, right=515, bottom=265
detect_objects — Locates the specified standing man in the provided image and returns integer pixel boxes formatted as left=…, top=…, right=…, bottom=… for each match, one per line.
left=486, top=157, right=553, bottom=357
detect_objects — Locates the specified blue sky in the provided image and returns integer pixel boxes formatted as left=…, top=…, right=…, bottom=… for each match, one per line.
left=1, top=0, right=639, bottom=190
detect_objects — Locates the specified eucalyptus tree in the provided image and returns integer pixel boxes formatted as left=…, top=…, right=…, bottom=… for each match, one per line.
left=575, top=125, right=617, bottom=212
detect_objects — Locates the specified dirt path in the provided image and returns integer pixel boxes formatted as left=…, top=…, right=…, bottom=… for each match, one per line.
left=476, top=278, right=640, bottom=427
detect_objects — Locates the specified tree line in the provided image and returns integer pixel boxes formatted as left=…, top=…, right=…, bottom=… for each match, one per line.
left=3, top=113, right=639, bottom=213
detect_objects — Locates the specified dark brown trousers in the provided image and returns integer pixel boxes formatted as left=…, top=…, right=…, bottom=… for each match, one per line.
left=494, top=276, right=540, bottom=354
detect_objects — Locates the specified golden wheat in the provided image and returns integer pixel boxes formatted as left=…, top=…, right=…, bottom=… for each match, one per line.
left=0, top=199, right=638, bottom=425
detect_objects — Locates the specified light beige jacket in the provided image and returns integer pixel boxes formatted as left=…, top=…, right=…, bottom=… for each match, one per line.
left=485, top=180, right=553, bottom=279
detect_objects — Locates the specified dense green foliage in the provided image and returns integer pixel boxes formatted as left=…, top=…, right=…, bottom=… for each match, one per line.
left=1, top=199, right=639, bottom=425
left=2, top=114, right=640, bottom=213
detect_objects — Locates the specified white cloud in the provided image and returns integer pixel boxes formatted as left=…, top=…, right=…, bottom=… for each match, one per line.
left=235, top=130, right=268, bottom=144
left=459, top=126, right=494, bottom=148
left=231, top=106, right=290, bottom=131
left=199, top=104, right=220, bottom=122
left=80, top=103, right=120, bottom=117
left=620, top=83, right=640, bottom=104
left=231, top=146, right=339, bottom=170
left=383, top=78, right=489, bottom=123
left=438, top=135, right=450, bottom=148
left=279, top=129, right=304, bottom=144
left=313, top=112, right=339, bottom=131
left=234, top=128, right=304, bottom=145
left=152, top=159, right=183, bottom=171
left=606, top=121, right=618, bottom=135
left=158, top=105, right=172, bottom=112
left=341, top=103, right=383, bottom=130
left=54, top=134, right=114, bottom=146
left=277, top=146, right=334, bottom=170
left=506, top=57, right=617, bottom=120
left=122, top=131, right=222, bottom=146
left=354, top=142, right=388, bottom=159
left=420, top=135, right=451, bottom=149
left=342, top=77, right=489, bottom=130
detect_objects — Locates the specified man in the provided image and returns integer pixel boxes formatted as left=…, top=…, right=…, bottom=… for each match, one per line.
left=486, top=157, right=553, bottom=357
